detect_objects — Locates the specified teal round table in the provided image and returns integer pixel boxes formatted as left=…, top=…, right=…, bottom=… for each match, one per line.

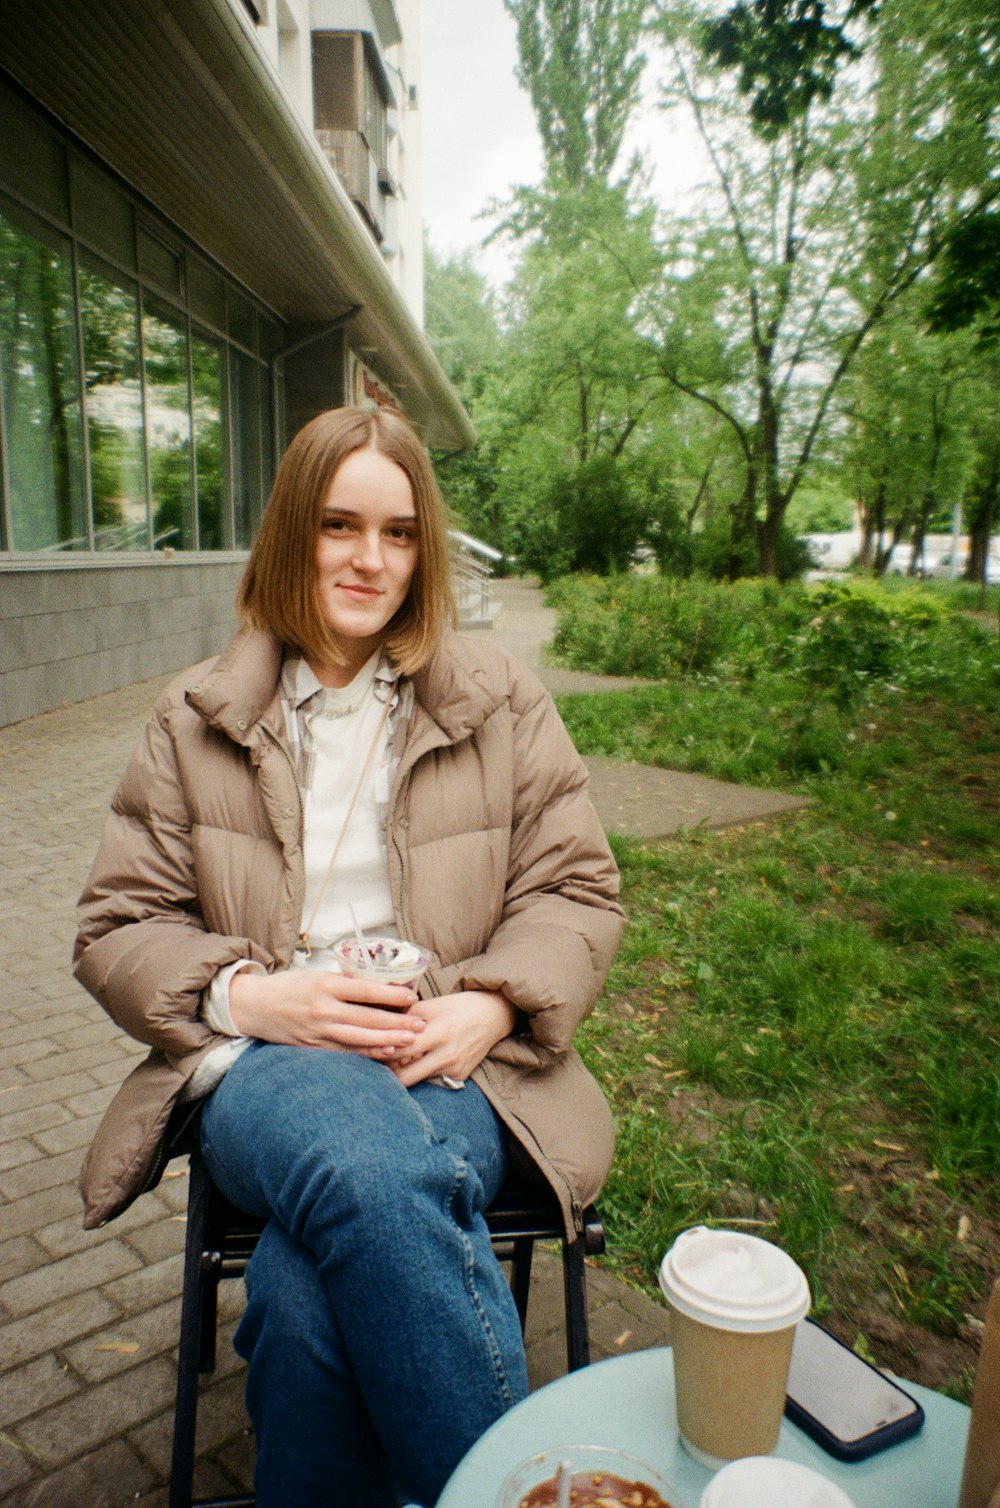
left=437, top=1348, right=970, bottom=1508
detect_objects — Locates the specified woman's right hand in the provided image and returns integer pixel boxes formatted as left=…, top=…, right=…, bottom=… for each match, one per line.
left=228, top=969, right=424, bottom=1058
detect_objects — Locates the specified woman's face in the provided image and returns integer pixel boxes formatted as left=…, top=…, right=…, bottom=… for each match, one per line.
left=311, top=446, right=419, bottom=684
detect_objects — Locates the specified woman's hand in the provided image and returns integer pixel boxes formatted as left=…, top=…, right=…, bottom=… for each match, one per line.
left=391, top=990, right=517, bottom=1088
left=229, top=968, right=425, bottom=1057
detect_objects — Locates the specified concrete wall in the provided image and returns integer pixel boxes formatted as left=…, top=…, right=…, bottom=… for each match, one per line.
left=0, top=558, right=247, bottom=728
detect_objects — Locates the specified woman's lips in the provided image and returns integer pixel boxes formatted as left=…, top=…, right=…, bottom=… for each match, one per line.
left=338, top=584, right=381, bottom=599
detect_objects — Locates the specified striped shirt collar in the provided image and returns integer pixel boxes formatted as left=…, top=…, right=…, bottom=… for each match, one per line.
left=278, top=649, right=404, bottom=788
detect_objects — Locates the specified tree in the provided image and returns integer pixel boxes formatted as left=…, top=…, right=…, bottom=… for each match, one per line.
left=422, top=243, right=505, bottom=547
left=646, top=0, right=1000, bottom=574
left=503, top=0, right=647, bottom=191
left=843, top=313, right=978, bottom=573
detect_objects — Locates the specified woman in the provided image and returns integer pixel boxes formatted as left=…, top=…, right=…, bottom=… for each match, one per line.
left=75, top=406, right=625, bottom=1507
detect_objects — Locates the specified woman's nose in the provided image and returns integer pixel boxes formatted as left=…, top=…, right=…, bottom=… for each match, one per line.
left=352, top=530, right=383, bottom=572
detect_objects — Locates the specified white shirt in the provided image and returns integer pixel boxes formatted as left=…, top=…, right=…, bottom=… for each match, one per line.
left=186, top=651, right=400, bottom=1097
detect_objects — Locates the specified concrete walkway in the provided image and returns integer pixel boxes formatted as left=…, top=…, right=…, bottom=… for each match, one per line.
left=0, top=580, right=805, bottom=1506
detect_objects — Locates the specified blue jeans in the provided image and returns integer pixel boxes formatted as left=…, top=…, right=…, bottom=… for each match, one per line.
left=198, top=1043, right=529, bottom=1508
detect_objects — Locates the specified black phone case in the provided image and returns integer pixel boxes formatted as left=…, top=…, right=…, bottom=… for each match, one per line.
left=785, top=1323, right=925, bottom=1462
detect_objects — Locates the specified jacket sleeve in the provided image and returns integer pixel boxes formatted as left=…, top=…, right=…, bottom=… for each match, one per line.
left=73, top=702, right=271, bottom=1062
left=451, top=681, right=625, bottom=1059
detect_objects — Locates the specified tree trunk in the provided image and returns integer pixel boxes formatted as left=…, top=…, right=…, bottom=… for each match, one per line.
left=965, top=462, right=999, bottom=586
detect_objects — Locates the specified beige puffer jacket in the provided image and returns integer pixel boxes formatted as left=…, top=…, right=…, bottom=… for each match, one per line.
left=74, top=627, right=625, bottom=1235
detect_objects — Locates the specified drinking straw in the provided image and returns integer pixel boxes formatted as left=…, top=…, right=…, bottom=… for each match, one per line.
left=557, top=1460, right=571, bottom=1508
left=348, top=904, right=374, bottom=967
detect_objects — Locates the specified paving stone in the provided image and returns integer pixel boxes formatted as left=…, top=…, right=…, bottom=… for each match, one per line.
left=62, top=1299, right=181, bottom=1383
left=35, top=1189, right=170, bottom=1260
left=122, top=1215, right=187, bottom=1266
left=0, top=1353, right=81, bottom=1429
left=132, top=1455, right=240, bottom=1507
left=19, top=1043, right=129, bottom=1085
left=589, top=1298, right=672, bottom=1357
left=0, top=1182, right=83, bottom=1243
left=61, top=1084, right=118, bottom=1119
left=1, top=1013, right=94, bottom=1052
left=32, top=1112, right=102, bottom=1157
left=214, top=1431, right=256, bottom=1492
left=0, top=1291, right=123, bottom=1373
left=0, top=1137, right=45, bottom=1173
left=12, top=1356, right=177, bottom=1468
left=129, top=1372, right=248, bottom=1478
left=0, top=1435, right=34, bottom=1496
left=0, top=1039, right=62, bottom=1073
left=0, top=1234, right=47, bottom=1284
left=0, top=1438, right=152, bottom=1508
left=0, top=1147, right=88, bottom=1202
left=0, top=1074, right=103, bottom=1130
left=151, top=1168, right=191, bottom=1213
left=2, top=1239, right=142, bottom=1319
left=100, top=1252, right=184, bottom=1314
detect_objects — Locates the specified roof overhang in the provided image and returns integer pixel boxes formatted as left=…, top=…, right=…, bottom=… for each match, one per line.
left=0, top=0, right=473, bottom=450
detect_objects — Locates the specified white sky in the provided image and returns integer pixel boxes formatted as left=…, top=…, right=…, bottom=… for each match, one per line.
left=417, top=0, right=710, bottom=291
left=418, top=0, right=543, bottom=288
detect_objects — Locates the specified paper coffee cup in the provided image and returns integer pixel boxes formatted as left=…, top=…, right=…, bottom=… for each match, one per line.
left=333, top=935, right=434, bottom=989
left=699, top=1456, right=857, bottom=1508
left=659, top=1227, right=810, bottom=1468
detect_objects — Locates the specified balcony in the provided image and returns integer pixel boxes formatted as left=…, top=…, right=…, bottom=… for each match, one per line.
left=314, top=126, right=389, bottom=243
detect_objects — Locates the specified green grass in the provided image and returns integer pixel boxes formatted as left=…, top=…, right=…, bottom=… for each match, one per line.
left=552, top=575, right=1000, bottom=1394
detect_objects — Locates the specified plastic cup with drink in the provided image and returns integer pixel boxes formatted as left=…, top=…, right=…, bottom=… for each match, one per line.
left=333, top=934, right=435, bottom=992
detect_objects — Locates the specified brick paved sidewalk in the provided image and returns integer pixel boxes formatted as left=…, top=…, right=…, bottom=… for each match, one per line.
left=0, top=580, right=805, bottom=1506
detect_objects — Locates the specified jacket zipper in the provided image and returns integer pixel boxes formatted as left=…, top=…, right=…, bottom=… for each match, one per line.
left=263, top=726, right=306, bottom=850
left=389, top=772, right=442, bottom=999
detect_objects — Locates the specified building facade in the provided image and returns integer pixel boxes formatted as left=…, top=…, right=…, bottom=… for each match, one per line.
left=0, top=0, right=471, bottom=727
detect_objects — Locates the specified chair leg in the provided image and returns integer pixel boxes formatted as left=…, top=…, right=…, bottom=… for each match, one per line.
left=508, top=1236, right=534, bottom=1333
left=170, top=1156, right=210, bottom=1508
left=562, top=1237, right=591, bottom=1372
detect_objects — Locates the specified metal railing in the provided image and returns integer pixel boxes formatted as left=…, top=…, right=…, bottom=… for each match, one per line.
left=449, top=533, right=496, bottom=627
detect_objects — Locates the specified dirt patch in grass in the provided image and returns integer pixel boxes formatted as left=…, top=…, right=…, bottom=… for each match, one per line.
left=823, top=1144, right=1000, bottom=1392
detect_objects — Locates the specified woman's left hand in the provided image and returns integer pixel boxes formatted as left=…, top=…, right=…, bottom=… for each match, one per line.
left=390, top=990, right=516, bottom=1088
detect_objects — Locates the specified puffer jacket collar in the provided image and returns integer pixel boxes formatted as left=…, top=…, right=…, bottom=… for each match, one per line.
left=185, top=628, right=285, bottom=747
left=185, top=626, right=506, bottom=752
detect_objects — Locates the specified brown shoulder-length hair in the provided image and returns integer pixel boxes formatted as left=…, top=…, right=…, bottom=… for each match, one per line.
left=238, top=405, right=456, bottom=675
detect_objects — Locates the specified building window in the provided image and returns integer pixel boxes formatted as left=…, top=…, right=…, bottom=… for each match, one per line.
left=0, top=77, right=281, bottom=557
left=79, top=255, right=147, bottom=550
left=0, top=195, right=87, bottom=550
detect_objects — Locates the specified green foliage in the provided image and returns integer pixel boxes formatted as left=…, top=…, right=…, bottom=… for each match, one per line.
left=548, top=572, right=999, bottom=715
left=699, top=0, right=878, bottom=139
left=502, top=0, right=646, bottom=189
left=564, top=603, right=999, bottom=1375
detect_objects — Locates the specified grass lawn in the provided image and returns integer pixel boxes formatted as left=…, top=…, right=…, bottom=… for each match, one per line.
left=551, top=577, right=1000, bottom=1400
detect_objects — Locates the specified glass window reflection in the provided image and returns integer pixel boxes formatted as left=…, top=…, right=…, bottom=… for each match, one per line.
left=143, top=294, right=195, bottom=551
left=231, top=348, right=262, bottom=551
left=79, top=256, right=148, bottom=550
left=0, top=196, right=86, bottom=550
left=192, top=330, right=225, bottom=549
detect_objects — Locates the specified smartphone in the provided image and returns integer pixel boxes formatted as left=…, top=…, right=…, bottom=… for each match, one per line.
left=785, top=1318, right=925, bottom=1461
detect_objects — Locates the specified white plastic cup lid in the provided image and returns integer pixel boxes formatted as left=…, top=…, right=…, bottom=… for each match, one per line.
left=699, top=1456, right=857, bottom=1508
left=659, top=1226, right=810, bottom=1333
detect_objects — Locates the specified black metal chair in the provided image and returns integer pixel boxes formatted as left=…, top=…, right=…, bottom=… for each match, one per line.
left=168, top=1135, right=605, bottom=1508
